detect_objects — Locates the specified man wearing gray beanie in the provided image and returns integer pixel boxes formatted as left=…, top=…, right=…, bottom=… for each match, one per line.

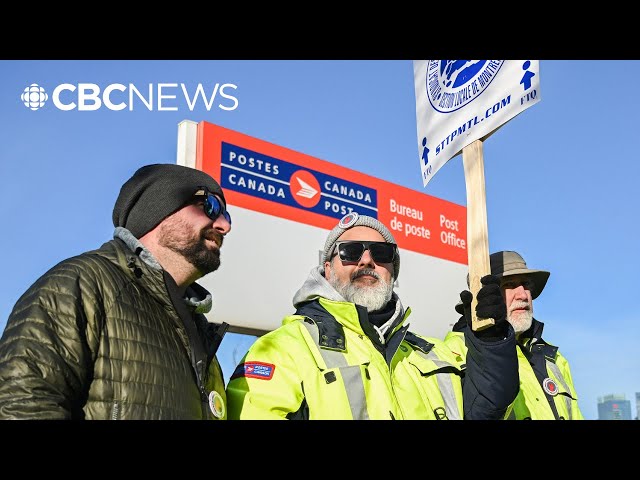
left=227, top=211, right=519, bottom=420
left=0, top=163, right=232, bottom=420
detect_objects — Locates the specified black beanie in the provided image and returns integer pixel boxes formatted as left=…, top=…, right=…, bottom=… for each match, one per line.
left=112, top=163, right=226, bottom=238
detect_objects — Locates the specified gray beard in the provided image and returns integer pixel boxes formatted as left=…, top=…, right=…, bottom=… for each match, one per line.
left=329, top=267, right=393, bottom=312
left=158, top=217, right=221, bottom=276
left=508, top=300, right=533, bottom=335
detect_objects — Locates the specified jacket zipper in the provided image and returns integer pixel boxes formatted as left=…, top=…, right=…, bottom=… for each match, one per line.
left=111, top=401, right=121, bottom=420
left=196, top=359, right=210, bottom=418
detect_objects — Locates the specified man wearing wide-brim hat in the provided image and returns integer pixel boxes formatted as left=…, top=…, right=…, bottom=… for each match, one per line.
left=446, top=250, right=584, bottom=420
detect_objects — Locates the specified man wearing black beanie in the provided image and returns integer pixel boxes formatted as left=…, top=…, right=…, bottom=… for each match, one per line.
left=0, top=163, right=232, bottom=420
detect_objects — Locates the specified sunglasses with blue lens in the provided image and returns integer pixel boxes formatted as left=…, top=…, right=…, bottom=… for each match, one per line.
left=194, top=188, right=232, bottom=225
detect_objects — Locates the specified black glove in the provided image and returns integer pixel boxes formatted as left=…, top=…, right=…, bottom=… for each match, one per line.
left=458, top=274, right=508, bottom=341
left=452, top=297, right=467, bottom=332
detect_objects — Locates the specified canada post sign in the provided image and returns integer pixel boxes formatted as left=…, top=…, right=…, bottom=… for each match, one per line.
left=196, top=121, right=468, bottom=264
left=221, top=142, right=378, bottom=219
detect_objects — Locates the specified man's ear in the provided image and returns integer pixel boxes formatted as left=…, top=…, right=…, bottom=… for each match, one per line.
left=323, top=260, right=333, bottom=278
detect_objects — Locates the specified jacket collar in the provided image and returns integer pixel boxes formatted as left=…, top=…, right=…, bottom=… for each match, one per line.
left=518, top=318, right=561, bottom=361
left=292, top=265, right=407, bottom=342
left=113, top=227, right=212, bottom=314
left=518, top=317, right=545, bottom=347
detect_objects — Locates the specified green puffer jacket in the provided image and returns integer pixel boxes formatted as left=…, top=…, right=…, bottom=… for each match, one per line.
left=0, top=230, right=228, bottom=420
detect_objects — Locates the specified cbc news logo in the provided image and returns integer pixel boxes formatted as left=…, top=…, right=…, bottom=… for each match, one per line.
left=19, top=82, right=239, bottom=112
left=21, top=84, right=48, bottom=111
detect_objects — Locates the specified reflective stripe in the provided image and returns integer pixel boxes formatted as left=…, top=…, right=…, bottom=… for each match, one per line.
left=416, top=350, right=462, bottom=420
left=301, top=320, right=348, bottom=367
left=546, top=360, right=574, bottom=419
left=301, top=321, right=370, bottom=420
left=340, top=365, right=370, bottom=420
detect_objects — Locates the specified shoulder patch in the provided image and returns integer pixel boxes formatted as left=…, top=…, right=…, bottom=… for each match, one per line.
left=231, top=361, right=276, bottom=381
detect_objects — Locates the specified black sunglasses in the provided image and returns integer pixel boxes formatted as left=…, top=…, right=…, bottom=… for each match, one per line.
left=333, top=241, right=397, bottom=264
left=194, top=188, right=232, bottom=225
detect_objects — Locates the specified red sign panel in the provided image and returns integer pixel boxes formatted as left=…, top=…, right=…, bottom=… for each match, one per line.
left=197, top=121, right=467, bottom=265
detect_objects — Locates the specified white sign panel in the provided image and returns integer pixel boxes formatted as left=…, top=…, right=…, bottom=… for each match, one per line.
left=413, top=60, right=541, bottom=187
left=177, top=120, right=470, bottom=339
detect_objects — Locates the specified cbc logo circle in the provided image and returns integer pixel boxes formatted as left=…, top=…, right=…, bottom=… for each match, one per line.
left=21, top=84, right=48, bottom=111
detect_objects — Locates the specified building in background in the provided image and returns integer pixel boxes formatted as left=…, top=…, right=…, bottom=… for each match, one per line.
left=636, top=393, right=640, bottom=420
left=598, top=394, right=632, bottom=420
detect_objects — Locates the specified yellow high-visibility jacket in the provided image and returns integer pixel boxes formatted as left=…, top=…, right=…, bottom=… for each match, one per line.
left=445, top=319, right=583, bottom=420
left=226, top=266, right=518, bottom=420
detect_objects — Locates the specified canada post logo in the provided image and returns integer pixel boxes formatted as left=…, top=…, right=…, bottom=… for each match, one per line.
left=221, top=142, right=378, bottom=219
left=230, top=362, right=275, bottom=381
left=425, top=61, right=504, bottom=113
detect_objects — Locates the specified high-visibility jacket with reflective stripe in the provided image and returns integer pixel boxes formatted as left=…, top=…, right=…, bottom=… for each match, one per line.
left=226, top=298, right=465, bottom=420
left=444, top=323, right=583, bottom=420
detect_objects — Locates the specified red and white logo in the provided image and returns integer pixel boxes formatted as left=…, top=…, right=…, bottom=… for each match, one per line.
left=289, top=170, right=321, bottom=208
left=338, top=212, right=359, bottom=228
left=542, top=377, right=558, bottom=396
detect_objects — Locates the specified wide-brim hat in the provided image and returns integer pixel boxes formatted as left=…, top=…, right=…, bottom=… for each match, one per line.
left=455, top=250, right=550, bottom=314
left=489, top=250, right=550, bottom=300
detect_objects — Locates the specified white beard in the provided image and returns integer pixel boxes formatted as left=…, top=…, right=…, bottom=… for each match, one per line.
left=508, top=300, right=533, bottom=334
left=329, top=268, right=393, bottom=312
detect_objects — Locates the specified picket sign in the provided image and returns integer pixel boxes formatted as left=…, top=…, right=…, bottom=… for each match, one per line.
left=413, top=60, right=541, bottom=331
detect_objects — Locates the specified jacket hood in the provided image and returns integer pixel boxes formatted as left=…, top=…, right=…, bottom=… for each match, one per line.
left=292, top=265, right=346, bottom=307
left=292, top=265, right=406, bottom=342
left=292, top=265, right=404, bottom=310
left=114, top=226, right=213, bottom=314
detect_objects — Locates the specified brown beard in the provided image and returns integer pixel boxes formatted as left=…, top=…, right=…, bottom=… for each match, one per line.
left=158, top=217, right=224, bottom=276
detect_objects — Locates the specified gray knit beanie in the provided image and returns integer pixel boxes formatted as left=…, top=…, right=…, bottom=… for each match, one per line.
left=113, top=163, right=226, bottom=238
left=323, top=212, right=400, bottom=279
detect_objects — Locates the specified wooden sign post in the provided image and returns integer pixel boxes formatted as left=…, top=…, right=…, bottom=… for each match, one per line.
left=462, top=139, right=495, bottom=332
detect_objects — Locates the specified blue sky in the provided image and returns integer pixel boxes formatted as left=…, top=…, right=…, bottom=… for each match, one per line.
left=1, top=60, right=638, bottom=420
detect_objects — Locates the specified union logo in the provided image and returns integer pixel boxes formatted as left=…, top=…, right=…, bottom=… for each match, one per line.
left=542, top=377, right=559, bottom=396
left=424, top=60, right=504, bottom=113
